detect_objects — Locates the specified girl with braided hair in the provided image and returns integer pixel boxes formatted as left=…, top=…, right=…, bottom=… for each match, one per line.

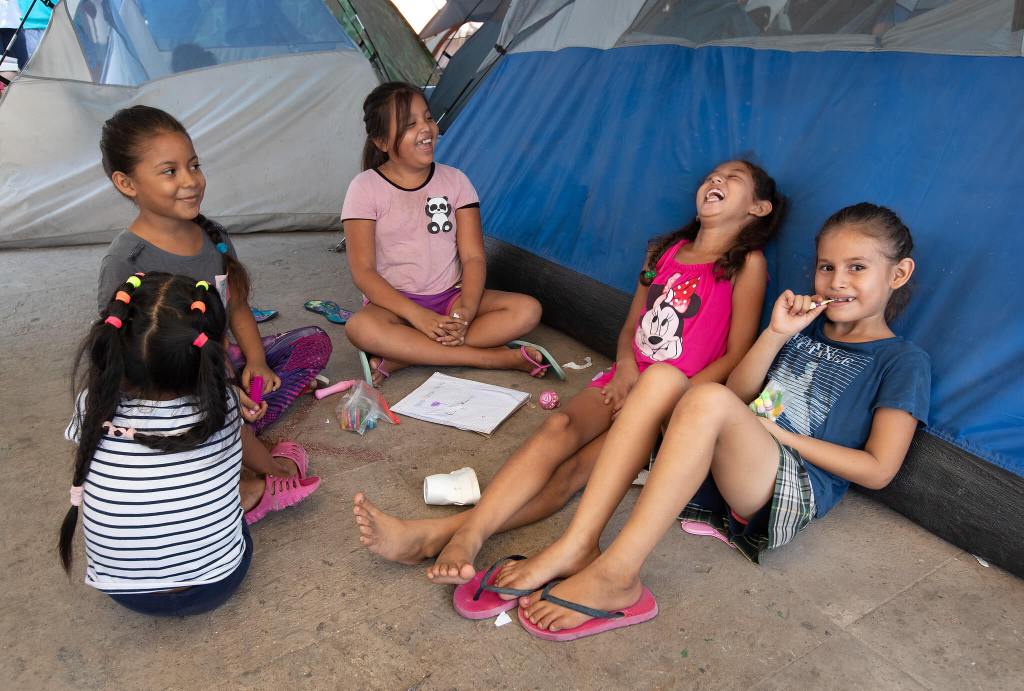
left=352, top=160, right=787, bottom=593
left=60, top=273, right=320, bottom=616
left=95, top=105, right=332, bottom=440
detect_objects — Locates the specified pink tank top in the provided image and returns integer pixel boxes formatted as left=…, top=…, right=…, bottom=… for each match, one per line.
left=632, top=239, right=737, bottom=377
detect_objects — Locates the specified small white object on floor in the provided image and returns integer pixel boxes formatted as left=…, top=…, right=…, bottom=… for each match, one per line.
left=562, top=357, right=593, bottom=370
left=495, top=611, right=513, bottom=627
left=423, top=467, right=481, bottom=506
left=633, top=469, right=649, bottom=486
left=974, top=554, right=990, bottom=568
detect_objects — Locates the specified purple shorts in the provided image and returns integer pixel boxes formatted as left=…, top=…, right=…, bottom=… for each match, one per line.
left=401, top=285, right=462, bottom=316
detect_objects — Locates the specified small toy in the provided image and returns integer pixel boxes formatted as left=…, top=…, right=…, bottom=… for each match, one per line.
left=336, top=380, right=400, bottom=434
left=539, top=390, right=560, bottom=410
left=314, top=379, right=355, bottom=400
left=248, top=376, right=264, bottom=405
left=749, top=381, right=784, bottom=422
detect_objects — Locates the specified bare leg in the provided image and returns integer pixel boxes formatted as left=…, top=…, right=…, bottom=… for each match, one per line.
left=345, top=291, right=544, bottom=376
left=496, top=364, right=691, bottom=592
left=426, top=389, right=615, bottom=583
left=521, top=383, right=780, bottom=632
left=240, top=425, right=298, bottom=477
left=352, top=434, right=603, bottom=564
left=240, top=469, right=264, bottom=511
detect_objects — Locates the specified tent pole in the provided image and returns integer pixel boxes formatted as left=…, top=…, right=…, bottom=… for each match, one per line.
left=0, top=0, right=45, bottom=86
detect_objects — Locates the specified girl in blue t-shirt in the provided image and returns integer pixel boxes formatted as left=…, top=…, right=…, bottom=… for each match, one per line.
left=502, top=203, right=931, bottom=641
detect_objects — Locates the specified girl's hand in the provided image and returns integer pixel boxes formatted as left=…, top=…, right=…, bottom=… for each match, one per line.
left=602, top=361, right=640, bottom=414
left=768, top=290, right=827, bottom=338
left=757, top=416, right=795, bottom=446
left=235, top=386, right=268, bottom=423
left=242, top=362, right=281, bottom=394
left=412, top=309, right=458, bottom=343
left=440, top=302, right=474, bottom=346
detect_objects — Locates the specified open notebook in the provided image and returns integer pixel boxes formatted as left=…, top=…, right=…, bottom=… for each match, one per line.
left=390, top=373, right=531, bottom=436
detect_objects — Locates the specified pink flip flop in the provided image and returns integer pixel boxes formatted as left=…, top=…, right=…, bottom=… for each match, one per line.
left=453, top=555, right=533, bottom=620
left=680, top=519, right=735, bottom=548
left=518, top=582, right=659, bottom=642
left=270, top=440, right=309, bottom=478
left=244, top=474, right=321, bottom=526
left=517, top=346, right=550, bottom=378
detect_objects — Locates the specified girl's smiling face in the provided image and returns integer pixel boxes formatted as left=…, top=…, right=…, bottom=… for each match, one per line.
left=384, top=93, right=438, bottom=169
left=814, top=224, right=913, bottom=324
left=113, top=130, right=205, bottom=220
left=696, top=161, right=771, bottom=225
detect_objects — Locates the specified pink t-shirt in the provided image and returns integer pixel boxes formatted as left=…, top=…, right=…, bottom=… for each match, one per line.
left=341, top=163, right=480, bottom=296
left=632, top=239, right=746, bottom=377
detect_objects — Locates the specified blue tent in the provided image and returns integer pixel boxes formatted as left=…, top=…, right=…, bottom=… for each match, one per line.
left=434, top=0, right=1024, bottom=575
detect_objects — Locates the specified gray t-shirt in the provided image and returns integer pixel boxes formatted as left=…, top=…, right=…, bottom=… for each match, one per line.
left=96, top=225, right=238, bottom=313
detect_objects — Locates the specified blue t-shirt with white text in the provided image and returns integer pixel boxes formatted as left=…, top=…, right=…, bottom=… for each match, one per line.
left=768, top=318, right=931, bottom=516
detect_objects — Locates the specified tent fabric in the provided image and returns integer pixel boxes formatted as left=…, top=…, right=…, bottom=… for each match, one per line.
left=436, top=44, right=1024, bottom=476
left=420, top=0, right=503, bottom=39
left=343, top=0, right=435, bottom=84
left=488, top=0, right=1023, bottom=56
left=0, top=0, right=380, bottom=248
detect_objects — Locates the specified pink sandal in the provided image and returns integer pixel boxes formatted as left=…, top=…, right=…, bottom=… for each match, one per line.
left=518, top=346, right=550, bottom=378
left=680, top=519, right=735, bottom=548
left=245, top=474, right=321, bottom=526
left=270, top=440, right=310, bottom=478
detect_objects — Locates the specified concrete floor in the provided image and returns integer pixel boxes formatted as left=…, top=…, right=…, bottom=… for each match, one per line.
left=2, top=231, right=1021, bottom=690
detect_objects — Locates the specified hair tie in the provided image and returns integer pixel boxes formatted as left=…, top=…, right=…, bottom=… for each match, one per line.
left=195, top=280, right=210, bottom=291
left=642, top=269, right=656, bottom=281
left=190, top=300, right=207, bottom=313
left=215, top=242, right=229, bottom=255
left=102, top=421, right=136, bottom=439
left=192, top=332, right=209, bottom=348
left=104, top=315, right=123, bottom=329
left=115, top=290, right=131, bottom=304
left=126, top=275, right=142, bottom=289
left=69, top=486, right=84, bottom=507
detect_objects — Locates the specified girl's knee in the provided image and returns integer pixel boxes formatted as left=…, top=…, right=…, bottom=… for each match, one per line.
left=637, top=363, right=690, bottom=394
left=509, top=293, right=542, bottom=331
left=674, top=382, right=733, bottom=416
left=344, top=312, right=376, bottom=350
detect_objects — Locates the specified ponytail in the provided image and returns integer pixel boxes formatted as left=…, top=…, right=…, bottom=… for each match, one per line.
left=60, top=274, right=144, bottom=572
left=195, top=214, right=251, bottom=306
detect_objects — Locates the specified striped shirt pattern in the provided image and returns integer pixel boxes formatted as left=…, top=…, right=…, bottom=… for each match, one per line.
left=771, top=333, right=872, bottom=438
left=65, top=391, right=244, bottom=594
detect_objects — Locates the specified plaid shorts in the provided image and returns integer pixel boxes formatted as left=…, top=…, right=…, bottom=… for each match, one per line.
left=679, top=438, right=816, bottom=564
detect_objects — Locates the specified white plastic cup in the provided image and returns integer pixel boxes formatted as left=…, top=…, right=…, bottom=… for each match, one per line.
left=423, top=467, right=481, bottom=506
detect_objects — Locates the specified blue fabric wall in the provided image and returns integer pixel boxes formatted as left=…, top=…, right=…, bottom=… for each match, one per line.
left=438, top=45, right=1024, bottom=475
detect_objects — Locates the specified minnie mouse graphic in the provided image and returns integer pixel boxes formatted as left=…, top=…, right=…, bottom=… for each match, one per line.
left=634, top=273, right=701, bottom=361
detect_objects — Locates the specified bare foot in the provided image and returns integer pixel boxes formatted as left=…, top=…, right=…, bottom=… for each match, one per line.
left=520, top=560, right=643, bottom=632
left=426, top=533, right=482, bottom=584
left=352, top=493, right=452, bottom=564
left=368, top=356, right=409, bottom=387
left=494, top=536, right=600, bottom=599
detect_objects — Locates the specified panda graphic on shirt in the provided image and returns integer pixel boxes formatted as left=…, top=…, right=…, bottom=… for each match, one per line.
left=425, top=196, right=453, bottom=234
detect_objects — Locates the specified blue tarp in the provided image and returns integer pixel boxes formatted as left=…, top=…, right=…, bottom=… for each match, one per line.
left=438, top=45, right=1024, bottom=475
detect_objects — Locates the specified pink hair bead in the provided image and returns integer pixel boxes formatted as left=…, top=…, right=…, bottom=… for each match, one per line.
left=539, top=390, right=559, bottom=410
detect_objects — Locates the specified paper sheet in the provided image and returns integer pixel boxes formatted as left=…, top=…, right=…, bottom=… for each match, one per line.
left=390, top=373, right=531, bottom=436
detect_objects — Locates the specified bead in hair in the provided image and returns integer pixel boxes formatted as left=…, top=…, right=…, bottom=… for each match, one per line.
left=192, top=332, right=209, bottom=348
left=215, top=242, right=229, bottom=254
left=104, top=315, right=123, bottom=329
left=115, top=290, right=131, bottom=304
left=126, top=275, right=142, bottom=289
left=190, top=300, right=207, bottom=313
left=195, top=280, right=210, bottom=291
